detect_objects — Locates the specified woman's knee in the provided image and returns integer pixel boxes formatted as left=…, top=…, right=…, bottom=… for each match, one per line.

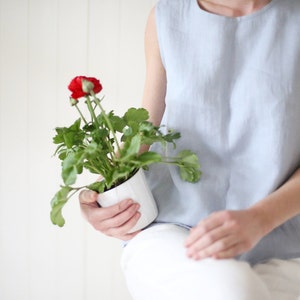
left=198, top=259, right=271, bottom=300
left=121, top=225, right=271, bottom=300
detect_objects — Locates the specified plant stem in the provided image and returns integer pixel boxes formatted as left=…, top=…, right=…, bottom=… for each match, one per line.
left=92, top=93, right=122, bottom=154
left=66, top=183, right=93, bottom=196
left=85, top=96, right=100, bottom=126
left=75, top=104, right=88, bottom=125
left=86, top=95, right=116, bottom=161
left=160, top=157, right=186, bottom=166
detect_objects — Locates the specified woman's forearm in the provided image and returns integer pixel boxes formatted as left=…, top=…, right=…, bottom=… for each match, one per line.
left=185, top=167, right=300, bottom=260
left=249, top=168, right=300, bottom=236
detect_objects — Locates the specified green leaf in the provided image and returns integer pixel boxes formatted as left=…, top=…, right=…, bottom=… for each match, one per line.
left=110, top=166, right=137, bottom=187
left=50, top=186, right=73, bottom=227
left=62, top=152, right=84, bottom=185
left=110, top=114, right=126, bottom=132
left=163, top=131, right=181, bottom=143
left=122, top=126, right=133, bottom=137
left=87, top=181, right=105, bottom=193
left=91, top=128, right=109, bottom=144
left=82, top=123, right=96, bottom=133
left=139, top=121, right=155, bottom=132
left=58, top=151, right=67, bottom=160
left=176, top=150, right=201, bottom=183
left=179, top=165, right=202, bottom=183
left=177, top=150, right=199, bottom=164
left=124, top=108, right=149, bottom=123
left=85, top=141, right=98, bottom=154
left=136, top=151, right=162, bottom=166
left=53, top=119, right=85, bottom=149
left=121, top=135, right=141, bottom=160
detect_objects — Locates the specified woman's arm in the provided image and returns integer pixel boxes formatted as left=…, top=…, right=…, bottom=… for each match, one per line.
left=139, top=7, right=167, bottom=154
left=142, top=7, right=166, bottom=127
left=250, top=167, right=300, bottom=236
left=185, top=167, right=300, bottom=260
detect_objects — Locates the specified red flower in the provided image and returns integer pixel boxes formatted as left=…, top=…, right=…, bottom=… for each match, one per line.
left=68, top=76, right=102, bottom=99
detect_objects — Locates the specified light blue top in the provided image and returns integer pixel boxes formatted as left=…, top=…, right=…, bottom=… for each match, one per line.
left=147, top=0, right=300, bottom=264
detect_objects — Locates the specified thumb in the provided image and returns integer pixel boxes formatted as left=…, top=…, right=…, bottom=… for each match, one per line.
left=79, top=189, right=98, bottom=205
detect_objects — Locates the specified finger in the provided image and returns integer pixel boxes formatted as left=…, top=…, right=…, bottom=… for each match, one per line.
left=79, top=189, right=98, bottom=205
left=81, top=198, right=137, bottom=229
left=185, top=215, right=225, bottom=247
left=99, top=202, right=140, bottom=230
left=188, top=235, right=239, bottom=260
left=83, top=198, right=133, bottom=221
left=96, top=175, right=103, bottom=181
left=116, top=229, right=141, bottom=241
left=212, top=243, right=245, bottom=260
left=97, top=199, right=138, bottom=220
left=186, top=225, right=230, bottom=255
left=106, top=211, right=142, bottom=240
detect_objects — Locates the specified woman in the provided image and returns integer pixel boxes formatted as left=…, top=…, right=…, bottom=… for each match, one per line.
left=80, top=0, right=300, bottom=299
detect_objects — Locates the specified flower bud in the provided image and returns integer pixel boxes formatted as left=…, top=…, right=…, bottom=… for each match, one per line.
left=70, top=97, right=78, bottom=106
left=82, top=79, right=94, bottom=94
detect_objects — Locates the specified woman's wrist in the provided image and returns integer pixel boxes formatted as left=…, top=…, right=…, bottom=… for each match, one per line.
left=247, top=168, right=300, bottom=236
left=246, top=204, right=277, bottom=237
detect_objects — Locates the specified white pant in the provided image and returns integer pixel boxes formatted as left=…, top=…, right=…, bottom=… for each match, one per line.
left=121, top=224, right=300, bottom=300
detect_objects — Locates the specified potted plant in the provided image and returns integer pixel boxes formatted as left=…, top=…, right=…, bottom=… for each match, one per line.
left=50, top=76, right=201, bottom=230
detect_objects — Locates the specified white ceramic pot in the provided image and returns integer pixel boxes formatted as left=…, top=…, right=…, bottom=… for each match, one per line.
left=97, top=169, right=158, bottom=233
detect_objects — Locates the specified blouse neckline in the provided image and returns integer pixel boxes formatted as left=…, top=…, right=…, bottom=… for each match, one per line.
left=193, top=0, right=278, bottom=22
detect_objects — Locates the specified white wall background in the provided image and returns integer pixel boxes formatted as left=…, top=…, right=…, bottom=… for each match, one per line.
left=0, top=0, right=157, bottom=299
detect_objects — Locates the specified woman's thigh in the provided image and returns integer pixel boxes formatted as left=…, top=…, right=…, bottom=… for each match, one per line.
left=121, top=224, right=272, bottom=300
left=253, top=258, right=300, bottom=300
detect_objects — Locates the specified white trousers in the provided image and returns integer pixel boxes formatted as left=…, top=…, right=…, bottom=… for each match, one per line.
left=121, top=224, right=300, bottom=300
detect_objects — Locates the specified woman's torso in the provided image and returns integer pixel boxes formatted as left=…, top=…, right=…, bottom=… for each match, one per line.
left=147, top=0, right=300, bottom=264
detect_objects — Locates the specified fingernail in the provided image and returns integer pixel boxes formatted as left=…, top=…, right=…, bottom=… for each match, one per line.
left=90, top=190, right=97, bottom=199
left=125, top=199, right=133, bottom=205
left=184, top=239, right=191, bottom=247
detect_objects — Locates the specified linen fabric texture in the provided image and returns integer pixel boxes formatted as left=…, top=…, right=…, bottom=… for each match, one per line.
left=145, top=0, right=300, bottom=265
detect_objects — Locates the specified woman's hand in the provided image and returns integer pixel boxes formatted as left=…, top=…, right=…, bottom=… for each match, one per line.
left=185, top=168, right=300, bottom=260
left=184, top=209, right=267, bottom=260
left=79, top=190, right=141, bottom=240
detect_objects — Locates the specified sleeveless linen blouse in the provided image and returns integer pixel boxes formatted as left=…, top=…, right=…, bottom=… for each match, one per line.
left=147, top=0, right=300, bottom=264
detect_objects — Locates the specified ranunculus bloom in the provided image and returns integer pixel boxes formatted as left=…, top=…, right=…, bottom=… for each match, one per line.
left=68, top=76, right=102, bottom=99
